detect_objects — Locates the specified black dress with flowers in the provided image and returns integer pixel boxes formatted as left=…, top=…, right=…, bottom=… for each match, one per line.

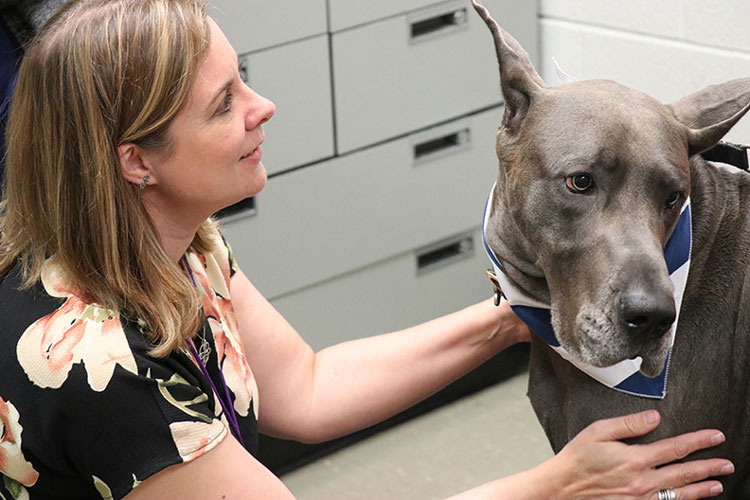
left=0, top=239, right=259, bottom=500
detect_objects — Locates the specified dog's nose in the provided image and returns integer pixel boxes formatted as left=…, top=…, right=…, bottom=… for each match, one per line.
left=619, top=291, right=676, bottom=338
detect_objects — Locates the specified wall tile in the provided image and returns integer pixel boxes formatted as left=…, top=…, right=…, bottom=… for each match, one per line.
left=683, top=1, right=750, bottom=52
left=539, top=0, right=684, bottom=39
left=539, top=19, right=750, bottom=142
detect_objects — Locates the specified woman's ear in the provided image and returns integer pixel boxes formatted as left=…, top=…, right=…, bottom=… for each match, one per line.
left=117, top=143, right=156, bottom=188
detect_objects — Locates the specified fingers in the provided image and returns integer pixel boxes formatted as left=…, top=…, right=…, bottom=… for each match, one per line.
left=571, top=411, right=733, bottom=500
left=648, top=480, right=724, bottom=500
left=641, top=458, right=729, bottom=500
left=644, top=430, right=726, bottom=467
left=586, top=410, right=662, bottom=441
left=655, top=458, right=734, bottom=490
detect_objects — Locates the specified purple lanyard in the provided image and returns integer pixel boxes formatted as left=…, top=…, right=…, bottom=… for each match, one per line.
left=182, top=256, right=245, bottom=447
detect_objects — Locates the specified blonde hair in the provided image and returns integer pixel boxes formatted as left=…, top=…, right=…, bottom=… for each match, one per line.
left=0, top=0, right=218, bottom=357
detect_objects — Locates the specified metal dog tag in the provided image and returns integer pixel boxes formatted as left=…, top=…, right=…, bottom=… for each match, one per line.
left=486, top=269, right=504, bottom=306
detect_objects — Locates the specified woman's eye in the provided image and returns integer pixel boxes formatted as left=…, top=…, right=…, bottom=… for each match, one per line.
left=666, top=191, right=682, bottom=209
left=566, top=174, right=594, bottom=193
left=216, top=92, right=233, bottom=115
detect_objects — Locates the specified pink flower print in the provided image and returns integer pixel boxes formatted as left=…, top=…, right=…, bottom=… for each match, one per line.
left=15, top=258, right=138, bottom=391
left=208, top=317, right=259, bottom=419
left=168, top=420, right=227, bottom=462
left=185, top=252, right=259, bottom=418
left=0, top=398, right=39, bottom=488
left=205, top=235, right=234, bottom=287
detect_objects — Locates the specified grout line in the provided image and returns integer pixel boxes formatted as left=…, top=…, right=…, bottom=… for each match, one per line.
left=539, top=15, right=750, bottom=58
left=268, top=103, right=503, bottom=181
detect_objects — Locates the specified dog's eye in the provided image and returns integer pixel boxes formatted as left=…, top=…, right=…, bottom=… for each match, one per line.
left=566, top=174, right=594, bottom=193
left=665, top=192, right=682, bottom=209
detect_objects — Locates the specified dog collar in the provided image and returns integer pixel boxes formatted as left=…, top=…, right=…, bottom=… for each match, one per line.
left=482, top=183, right=692, bottom=399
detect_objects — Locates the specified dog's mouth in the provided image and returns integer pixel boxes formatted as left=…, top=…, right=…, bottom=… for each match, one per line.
left=570, top=333, right=672, bottom=377
left=635, top=332, right=673, bottom=376
left=559, top=304, right=674, bottom=377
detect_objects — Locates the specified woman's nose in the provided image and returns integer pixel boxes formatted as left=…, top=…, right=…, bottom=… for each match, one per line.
left=246, top=90, right=275, bottom=130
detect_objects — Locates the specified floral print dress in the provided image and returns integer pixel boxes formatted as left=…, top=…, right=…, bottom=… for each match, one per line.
left=0, top=239, right=259, bottom=500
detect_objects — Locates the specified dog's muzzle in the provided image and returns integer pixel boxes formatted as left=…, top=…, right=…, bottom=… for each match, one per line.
left=481, top=182, right=693, bottom=399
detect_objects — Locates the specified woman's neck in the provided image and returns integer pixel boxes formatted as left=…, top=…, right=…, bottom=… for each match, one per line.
left=142, top=197, right=203, bottom=264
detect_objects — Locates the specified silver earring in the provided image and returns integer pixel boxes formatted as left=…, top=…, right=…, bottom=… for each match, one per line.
left=139, top=174, right=150, bottom=190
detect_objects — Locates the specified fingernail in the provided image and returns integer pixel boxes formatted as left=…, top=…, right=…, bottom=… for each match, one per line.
left=721, top=463, right=734, bottom=474
left=710, top=483, right=723, bottom=495
left=643, top=410, right=658, bottom=425
left=711, top=432, right=725, bottom=445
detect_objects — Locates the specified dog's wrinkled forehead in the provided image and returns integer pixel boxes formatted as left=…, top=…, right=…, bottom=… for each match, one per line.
left=532, top=81, right=680, bottom=142
left=522, top=80, right=688, bottom=167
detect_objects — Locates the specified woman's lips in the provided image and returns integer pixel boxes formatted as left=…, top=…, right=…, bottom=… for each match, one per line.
left=240, top=146, right=262, bottom=163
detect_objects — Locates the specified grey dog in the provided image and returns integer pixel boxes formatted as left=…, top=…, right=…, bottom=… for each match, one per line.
left=472, top=1, right=750, bottom=497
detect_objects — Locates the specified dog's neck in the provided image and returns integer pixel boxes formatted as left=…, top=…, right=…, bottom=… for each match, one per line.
left=485, top=179, right=552, bottom=304
left=686, top=156, right=748, bottom=284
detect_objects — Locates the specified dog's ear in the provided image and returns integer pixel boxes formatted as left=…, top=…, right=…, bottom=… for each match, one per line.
left=472, top=0, right=544, bottom=137
left=668, top=78, right=750, bottom=156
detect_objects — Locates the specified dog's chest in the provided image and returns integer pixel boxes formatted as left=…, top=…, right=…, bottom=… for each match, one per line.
left=526, top=185, right=750, bottom=498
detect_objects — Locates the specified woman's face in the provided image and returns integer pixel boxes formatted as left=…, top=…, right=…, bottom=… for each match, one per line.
left=144, top=17, right=275, bottom=222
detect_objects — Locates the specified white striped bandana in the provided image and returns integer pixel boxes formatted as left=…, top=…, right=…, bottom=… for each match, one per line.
left=482, top=183, right=692, bottom=399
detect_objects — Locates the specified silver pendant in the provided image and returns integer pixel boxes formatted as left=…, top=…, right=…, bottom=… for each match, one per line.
left=198, top=336, right=212, bottom=365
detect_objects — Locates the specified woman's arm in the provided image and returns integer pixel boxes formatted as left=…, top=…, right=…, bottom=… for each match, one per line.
left=229, top=268, right=529, bottom=442
left=222, top=272, right=731, bottom=500
left=123, top=435, right=297, bottom=500
left=122, top=410, right=731, bottom=500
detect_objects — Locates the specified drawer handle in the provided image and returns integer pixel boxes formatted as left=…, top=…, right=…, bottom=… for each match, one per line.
left=416, top=234, right=474, bottom=275
left=410, top=7, right=468, bottom=41
left=413, top=128, right=471, bottom=162
left=214, top=196, right=257, bottom=223
left=238, top=56, right=250, bottom=84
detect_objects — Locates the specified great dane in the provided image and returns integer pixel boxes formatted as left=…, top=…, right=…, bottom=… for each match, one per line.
left=472, top=1, right=750, bottom=497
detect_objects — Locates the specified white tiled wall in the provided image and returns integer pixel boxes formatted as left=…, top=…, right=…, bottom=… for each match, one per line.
left=538, top=0, right=750, bottom=142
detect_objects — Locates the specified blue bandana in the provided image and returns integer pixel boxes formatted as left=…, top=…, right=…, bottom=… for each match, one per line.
left=482, top=184, right=692, bottom=399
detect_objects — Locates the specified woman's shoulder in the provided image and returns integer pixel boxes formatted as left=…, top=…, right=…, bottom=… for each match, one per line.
left=1, top=256, right=140, bottom=383
left=0, top=259, right=66, bottom=345
left=0, top=258, right=232, bottom=499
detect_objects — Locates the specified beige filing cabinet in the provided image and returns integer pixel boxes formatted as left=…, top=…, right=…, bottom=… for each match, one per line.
left=211, top=0, right=539, bottom=352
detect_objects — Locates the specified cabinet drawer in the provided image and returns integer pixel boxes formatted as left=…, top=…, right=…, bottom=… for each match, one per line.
left=328, top=0, right=442, bottom=32
left=209, top=0, right=327, bottom=54
left=331, top=0, right=537, bottom=154
left=220, top=107, right=502, bottom=299
left=271, top=228, right=491, bottom=351
left=240, top=35, right=334, bottom=175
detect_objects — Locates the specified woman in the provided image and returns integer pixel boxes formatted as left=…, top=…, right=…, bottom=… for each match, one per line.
left=0, top=1, right=733, bottom=499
